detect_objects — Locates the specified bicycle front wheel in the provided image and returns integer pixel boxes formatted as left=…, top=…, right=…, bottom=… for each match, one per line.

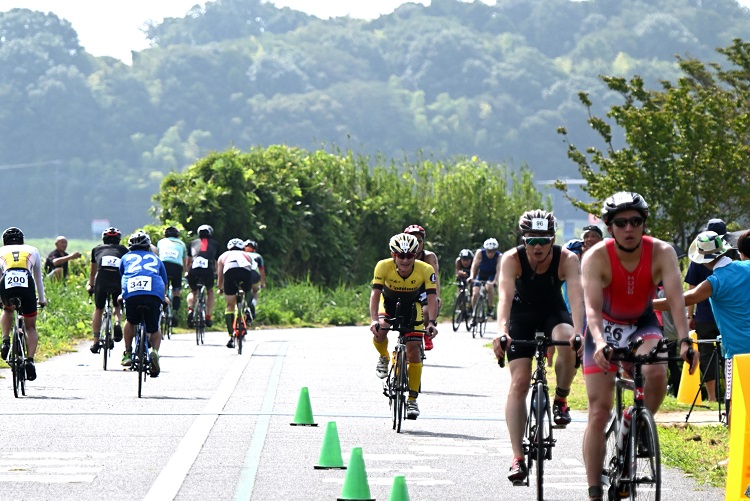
left=603, top=411, right=619, bottom=495
left=475, top=296, right=486, bottom=338
left=395, top=352, right=408, bottom=433
left=630, top=409, right=661, bottom=501
left=451, top=292, right=464, bottom=332
left=535, top=382, right=546, bottom=499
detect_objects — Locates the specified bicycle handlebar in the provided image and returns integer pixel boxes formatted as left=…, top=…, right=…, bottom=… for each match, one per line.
left=497, top=334, right=582, bottom=368
left=603, top=337, right=694, bottom=364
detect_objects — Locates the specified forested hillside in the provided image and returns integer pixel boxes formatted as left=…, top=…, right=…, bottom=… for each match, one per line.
left=1, top=0, right=749, bottom=237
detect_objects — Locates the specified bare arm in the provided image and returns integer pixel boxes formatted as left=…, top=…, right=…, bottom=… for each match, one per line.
left=369, top=288, right=382, bottom=335
left=494, top=251, right=518, bottom=340
left=561, top=250, right=584, bottom=340
left=653, top=280, right=712, bottom=310
left=216, top=255, right=225, bottom=290
left=581, top=248, right=609, bottom=371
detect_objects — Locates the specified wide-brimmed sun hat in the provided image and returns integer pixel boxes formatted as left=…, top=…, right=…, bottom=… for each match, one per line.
left=688, top=231, right=730, bottom=264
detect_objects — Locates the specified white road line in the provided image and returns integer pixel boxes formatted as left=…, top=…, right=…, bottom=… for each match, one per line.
left=142, top=341, right=259, bottom=501
left=233, top=342, right=288, bottom=501
left=0, top=474, right=96, bottom=483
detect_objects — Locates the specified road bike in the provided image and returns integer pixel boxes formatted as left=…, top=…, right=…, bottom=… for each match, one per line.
left=129, top=305, right=154, bottom=398
left=381, top=301, right=426, bottom=433
left=498, top=331, right=582, bottom=500
left=603, top=338, right=691, bottom=501
left=231, top=286, right=253, bottom=355
left=100, top=292, right=115, bottom=370
left=160, top=283, right=173, bottom=340
left=450, top=280, right=472, bottom=332
left=471, top=280, right=489, bottom=338
left=7, top=297, right=28, bottom=398
left=194, top=281, right=206, bottom=346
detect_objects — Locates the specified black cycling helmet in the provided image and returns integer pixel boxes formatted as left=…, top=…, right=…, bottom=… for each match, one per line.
left=164, top=226, right=180, bottom=238
left=518, top=209, right=557, bottom=235
left=102, top=227, right=121, bottom=244
left=128, top=231, right=151, bottom=250
left=2, top=227, right=24, bottom=245
left=459, top=248, right=474, bottom=259
left=197, top=224, right=213, bottom=238
left=601, top=192, right=649, bottom=225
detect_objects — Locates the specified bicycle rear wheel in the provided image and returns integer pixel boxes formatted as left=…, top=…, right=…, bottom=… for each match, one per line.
left=137, top=330, right=146, bottom=398
left=451, top=292, right=464, bottom=332
left=630, top=409, right=661, bottom=501
left=11, top=330, right=22, bottom=398
left=102, top=310, right=111, bottom=371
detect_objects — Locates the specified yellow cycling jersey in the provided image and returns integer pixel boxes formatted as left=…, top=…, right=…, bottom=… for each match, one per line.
left=0, top=248, right=32, bottom=271
left=372, top=258, right=437, bottom=306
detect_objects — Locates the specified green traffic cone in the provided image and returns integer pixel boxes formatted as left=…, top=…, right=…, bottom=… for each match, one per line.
left=388, top=475, right=410, bottom=501
left=337, top=447, right=375, bottom=501
left=314, top=421, right=346, bottom=469
left=290, top=387, right=318, bottom=426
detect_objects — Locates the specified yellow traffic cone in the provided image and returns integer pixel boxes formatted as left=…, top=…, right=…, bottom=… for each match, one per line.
left=337, top=447, right=374, bottom=501
left=388, top=475, right=410, bottom=501
left=676, top=331, right=702, bottom=405
left=290, top=387, right=318, bottom=426
left=314, top=421, right=346, bottom=470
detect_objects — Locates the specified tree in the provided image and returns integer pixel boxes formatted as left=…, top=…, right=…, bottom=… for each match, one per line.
left=556, top=40, right=750, bottom=249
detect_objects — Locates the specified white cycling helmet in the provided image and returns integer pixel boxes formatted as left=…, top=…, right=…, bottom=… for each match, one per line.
left=483, top=238, right=499, bottom=250
left=227, top=238, right=245, bottom=251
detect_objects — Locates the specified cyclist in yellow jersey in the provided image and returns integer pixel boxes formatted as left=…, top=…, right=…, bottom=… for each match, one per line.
left=370, top=233, right=438, bottom=419
left=0, top=227, right=47, bottom=381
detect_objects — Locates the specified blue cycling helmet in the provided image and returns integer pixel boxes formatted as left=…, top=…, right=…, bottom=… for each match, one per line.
left=565, top=238, right=584, bottom=255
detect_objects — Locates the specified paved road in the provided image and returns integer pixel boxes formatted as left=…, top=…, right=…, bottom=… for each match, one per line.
left=0, top=321, right=725, bottom=500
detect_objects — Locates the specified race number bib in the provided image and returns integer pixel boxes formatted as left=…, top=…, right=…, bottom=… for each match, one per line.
left=161, top=248, right=179, bottom=260
left=192, top=256, right=209, bottom=269
left=4, top=270, right=28, bottom=289
left=603, top=320, right=638, bottom=347
left=127, top=276, right=152, bottom=292
left=101, top=256, right=121, bottom=268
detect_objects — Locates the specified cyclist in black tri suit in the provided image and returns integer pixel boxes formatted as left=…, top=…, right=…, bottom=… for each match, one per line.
left=492, top=210, right=584, bottom=484
left=186, top=224, right=220, bottom=328
left=87, top=227, right=129, bottom=353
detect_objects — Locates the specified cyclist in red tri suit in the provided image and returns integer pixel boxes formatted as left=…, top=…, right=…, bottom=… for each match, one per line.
left=580, top=192, right=698, bottom=501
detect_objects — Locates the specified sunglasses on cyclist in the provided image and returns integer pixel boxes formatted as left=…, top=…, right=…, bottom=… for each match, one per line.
left=523, top=236, right=553, bottom=246
left=394, top=252, right=416, bottom=259
left=612, top=216, right=645, bottom=228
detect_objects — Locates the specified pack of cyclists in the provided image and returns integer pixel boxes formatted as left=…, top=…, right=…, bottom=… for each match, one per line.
left=1, top=199, right=716, bottom=499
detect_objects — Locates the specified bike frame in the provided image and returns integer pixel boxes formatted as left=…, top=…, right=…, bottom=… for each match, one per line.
left=382, top=301, right=426, bottom=433
left=498, top=332, right=581, bottom=499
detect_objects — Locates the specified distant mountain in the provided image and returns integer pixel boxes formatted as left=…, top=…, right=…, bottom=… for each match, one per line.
left=1, top=0, right=749, bottom=236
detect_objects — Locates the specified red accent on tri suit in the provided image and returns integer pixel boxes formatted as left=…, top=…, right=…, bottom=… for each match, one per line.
left=602, top=236, right=656, bottom=324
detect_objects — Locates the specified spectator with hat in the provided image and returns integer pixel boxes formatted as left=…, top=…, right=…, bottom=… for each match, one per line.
left=581, top=225, right=603, bottom=254
left=683, top=218, right=726, bottom=402
left=654, top=230, right=750, bottom=421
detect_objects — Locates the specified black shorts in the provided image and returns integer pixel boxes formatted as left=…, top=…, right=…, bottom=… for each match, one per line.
left=124, top=295, right=162, bottom=334
left=163, top=262, right=183, bottom=291
left=0, top=270, right=37, bottom=316
left=94, top=271, right=121, bottom=309
left=187, top=269, right=215, bottom=290
left=223, top=268, right=260, bottom=296
left=507, top=309, right=573, bottom=361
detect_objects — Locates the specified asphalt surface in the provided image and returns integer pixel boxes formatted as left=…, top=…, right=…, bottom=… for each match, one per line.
left=0, top=321, right=726, bottom=501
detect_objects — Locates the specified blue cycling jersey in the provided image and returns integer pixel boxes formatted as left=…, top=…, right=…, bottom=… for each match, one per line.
left=119, top=250, right=168, bottom=300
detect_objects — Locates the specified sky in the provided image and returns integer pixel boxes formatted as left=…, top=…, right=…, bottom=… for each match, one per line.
left=3, top=0, right=750, bottom=64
